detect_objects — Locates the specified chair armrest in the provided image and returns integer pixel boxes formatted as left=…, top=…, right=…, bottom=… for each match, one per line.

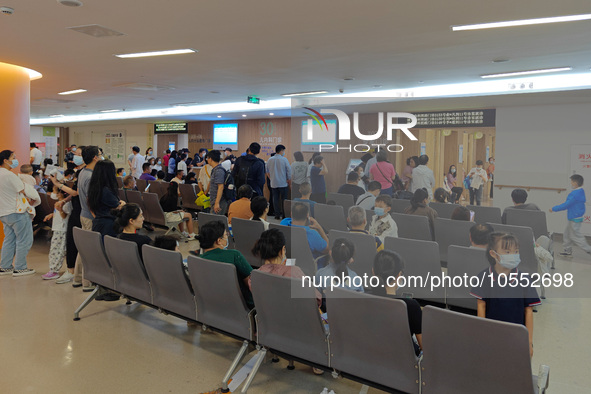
left=537, top=364, right=550, bottom=393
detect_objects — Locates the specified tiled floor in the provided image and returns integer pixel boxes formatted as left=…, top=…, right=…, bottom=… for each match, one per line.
left=1, top=226, right=590, bottom=393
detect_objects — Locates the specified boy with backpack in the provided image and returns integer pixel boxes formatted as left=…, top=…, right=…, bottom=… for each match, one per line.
left=549, top=174, right=591, bottom=257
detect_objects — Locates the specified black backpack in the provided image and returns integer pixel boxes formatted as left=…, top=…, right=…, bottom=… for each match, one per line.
left=234, top=157, right=253, bottom=189
left=222, top=169, right=236, bottom=202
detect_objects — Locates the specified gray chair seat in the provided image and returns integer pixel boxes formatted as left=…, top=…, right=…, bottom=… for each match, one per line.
left=391, top=212, right=432, bottom=241
left=391, top=198, right=411, bottom=213
left=269, top=223, right=317, bottom=276
left=429, top=202, right=458, bottom=219
left=446, top=246, right=489, bottom=310
left=434, top=218, right=473, bottom=264
left=328, top=229, right=377, bottom=279
left=467, top=205, right=502, bottom=224
left=232, top=218, right=264, bottom=267
left=505, top=209, right=549, bottom=239
left=314, top=204, right=347, bottom=232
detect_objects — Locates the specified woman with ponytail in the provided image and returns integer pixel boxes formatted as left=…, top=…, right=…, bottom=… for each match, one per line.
left=404, top=187, right=438, bottom=237
left=314, top=238, right=364, bottom=293
left=115, top=203, right=152, bottom=259
left=368, top=250, right=423, bottom=354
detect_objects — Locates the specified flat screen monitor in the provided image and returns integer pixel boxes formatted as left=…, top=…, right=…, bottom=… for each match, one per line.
left=301, top=118, right=337, bottom=152
left=213, top=123, right=238, bottom=150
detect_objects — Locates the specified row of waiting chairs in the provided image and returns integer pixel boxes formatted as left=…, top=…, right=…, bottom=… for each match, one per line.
left=72, top=227, right=549, bottom=394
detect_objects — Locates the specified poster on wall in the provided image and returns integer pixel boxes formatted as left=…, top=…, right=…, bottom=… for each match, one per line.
left=258, top=121, right=283, bottom=159
left=103, top=132, right=126, bottom=162
left=459, top=144, right=464, bottom=163
left=570, top=144, right=591, bottom=235
left=420, top=142, right=426, bottom=156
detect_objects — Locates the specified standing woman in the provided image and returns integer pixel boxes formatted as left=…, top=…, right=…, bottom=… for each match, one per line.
left=167, top=150, right=178, bottom=181
left=447, top=164, right=464, bottom=204
left=290, top=151, right=308, bottom=199
left=88, top=159, right=125, bottom=238
left=401, top=156, right=418, bottom=191
left=0, top=150, right=37, bottom=276
left=369, top=151, right=397, bottom=196
left=145, top=147, right=155, bottom=162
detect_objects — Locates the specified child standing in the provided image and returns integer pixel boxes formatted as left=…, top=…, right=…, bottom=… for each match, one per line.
left=42, top=187, right=71, bottom=279
left=470, top=232, right=541, bottom=357
left=549, top=174, right=591, bottom=257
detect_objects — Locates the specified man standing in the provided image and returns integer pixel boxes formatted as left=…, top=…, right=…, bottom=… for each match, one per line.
left=73, top=146, right=101, bottom=291
left=411, top=155, right=435, bottom=200
left=266, top=145, right=291, bottom=219
left=29, top=143, right=43, bottom=173
left=208, top=150, right=229, bottom=215
left=130, top=146, right=145, bottom=179
left=232, top=142, right=266, bottom=197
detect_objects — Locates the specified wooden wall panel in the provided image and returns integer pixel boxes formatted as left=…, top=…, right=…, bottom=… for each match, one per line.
left=157, top=134, right=178, bottom=157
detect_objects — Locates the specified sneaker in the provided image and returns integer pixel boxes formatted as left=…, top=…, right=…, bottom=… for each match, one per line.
left=42, top=272, right=60, bottom=280
left=182, top=231, right=190, bottom=238
left=0, top=268, right=14, bottom=276
left=82, top=285, right=96, bottom=292
left=559, top=251, right=573, bottom=257
left=56, top=271, right=74, bottom=284
left=186, top=233, right=196, bottom=240
left=13, top=268, right=36, bottom=277
left=72, top=281, right=82, bottom=288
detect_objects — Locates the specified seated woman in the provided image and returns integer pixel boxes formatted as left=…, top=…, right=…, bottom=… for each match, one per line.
left=451, top=206, right=471, bottom=221
left=159, top=182, right=196, bottom=239
left=433, top=187, right=450, bottom=204
left=197, top=221, right=253, bottom=309
left=250, top=228, right=322, bottom=306
left=404, top=188, right=439, bottom=236
left=228, top=185, right=254, bottom=225
left=368, top=250, right=423, bottom=355
left=184, top=171, right=198, bottom=185
left=115, top=203, right=152, bottom=259
left=315, top=238, right=364, bottom=293
left=250, top=196, right=270, bottom=230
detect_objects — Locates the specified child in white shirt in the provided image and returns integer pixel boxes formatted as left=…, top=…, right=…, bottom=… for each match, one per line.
left=42, top=187, right=72, bottom=279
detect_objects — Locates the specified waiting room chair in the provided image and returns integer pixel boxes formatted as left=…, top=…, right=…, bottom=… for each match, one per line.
left=329, top=229, right=377, bottom=280
left=490, top=223, right=539, bottom=275
left=143, top=245, right=197, bottom=321
left=136, top=178, right=148, bottom=192
left=314, top=204, right=347, bottom=232
left=391, top=212, right=433, bottom=241
left=198, top=212, right=228, bottom=232
left=179, top=183, right=201, bottom=211
left=232, top=218, right=264, bottom=267
left=391, top=198, right=411, bottom=213
left=142, top=192, right=187, bottom=234
left=269, top=223, right=317, bottom=276
left=467, top=205, right=502, bottom=224
left=384, top=237, right=445, bottom=303
left=326, top=287, right=420, bottom=394
left=327, top=192, right=354, bottom=216
left=421, top=306, right=549, bottom=394
left=434, top=218, right=473, bottom=264
left=446, top=245, right=489, bottom=310
left=505, top=209, right=549, bottom=239
left=429, top=202, right=458, bottom=219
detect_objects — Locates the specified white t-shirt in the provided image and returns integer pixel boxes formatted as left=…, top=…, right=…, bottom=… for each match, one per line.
left=177, top=160, right=187, bottom=175
left=0, top=168, right=25, bottom=217
left=469, top=167, right=488, bottom=189
left=30, top=148, right=43, bottom=165
left=52, top=201, right=72, bottom=232
left=131, top=153, right=145, bottom=179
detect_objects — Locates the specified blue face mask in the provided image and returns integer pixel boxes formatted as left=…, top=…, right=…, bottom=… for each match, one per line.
left=10, top=159, right=19, bottom=169
left=73, top=155, right=84, bottom=166
left=122, top=171, right=127, bottom=177
left=495, top=252, right=521, bottom=269
left=374, top=207, right=385, bottom=217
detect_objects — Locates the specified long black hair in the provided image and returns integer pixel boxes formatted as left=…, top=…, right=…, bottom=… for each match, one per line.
left=87, top=159, right=118, bottom=213
left=252, top=228, right=285, bottom=261
left=409, top=188, right=429, bottom=210
left=448, top=164, right=457, bottom=178
left=331, top=238, right=355, bottom=279
left=114, top=203, right=142, bottom=233
left=160, top=181, right=179, bottom=206
left=169, top=150, right=178, bottom=172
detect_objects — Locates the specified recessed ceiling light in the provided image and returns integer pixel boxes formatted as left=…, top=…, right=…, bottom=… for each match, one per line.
left=242, top=114, right=247, bottom=117
left=171, top=102, right=200, bottom=107
left=281, top=90, right=328, bottom=97
left=58, top=89, right=87, bottom=95
left=99, top=109, right=121, bottom=113
left=49, top=114, right=64, bottom=117
left=452, top=13, right=591, bottom=31
left=217, top=115, right=222, bottom=118
left=115, top=49, right=197, bottom=59
left=480, top=67, right=572, bottom=79
left=269, top=113, right=274, bottom=116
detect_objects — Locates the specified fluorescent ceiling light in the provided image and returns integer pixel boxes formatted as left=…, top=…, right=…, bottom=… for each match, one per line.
left=242, top=114, right=247, bottom=117
left=115, top=49, right=197, bottom=58
left=452, top=13, right=591, bottom=31
left=24, top=67, right=42, bottom=80
left=217, top=115, right=222, bottom=118
left=58, top=89, right=87, bottom=95
left=269, top=113, right=274, bottom=116
left=172, top=102, right=200, bottom=107
left=480, top=67, right=572, bottom=79
left=282, top=90, right=328, bottom=97
left=49, top=114, right=64, bottom=117
left=99, top=109, right=121, bottom=113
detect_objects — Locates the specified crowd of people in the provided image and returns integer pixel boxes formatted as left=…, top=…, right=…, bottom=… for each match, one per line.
left=1, top=140, right=590, bottom=368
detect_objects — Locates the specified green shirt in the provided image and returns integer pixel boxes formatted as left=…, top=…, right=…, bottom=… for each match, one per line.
left=200, top=248, right=254, bottom=308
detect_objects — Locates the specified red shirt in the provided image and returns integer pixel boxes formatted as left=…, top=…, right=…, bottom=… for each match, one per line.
left=163, top=154, right=170, bottom=167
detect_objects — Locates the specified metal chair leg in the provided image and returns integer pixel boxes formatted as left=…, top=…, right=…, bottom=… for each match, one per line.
left=240, top=348, right=267, bottom=393
left=220, top=340, right=250, bottom=392
left=73, top=286, right=100, bottom=321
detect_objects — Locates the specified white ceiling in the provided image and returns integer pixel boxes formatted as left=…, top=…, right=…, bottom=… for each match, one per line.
left=2, top=0, right=591, bottom=123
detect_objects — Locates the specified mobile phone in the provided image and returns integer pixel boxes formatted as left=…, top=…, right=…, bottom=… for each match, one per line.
left=470, top=210, right=475, bottom=222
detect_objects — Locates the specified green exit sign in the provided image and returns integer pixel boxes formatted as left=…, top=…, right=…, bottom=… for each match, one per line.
left=247, top=96, right=260, bottom=104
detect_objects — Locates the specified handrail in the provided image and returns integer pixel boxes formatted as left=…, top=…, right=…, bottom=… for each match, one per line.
left=495, top=184, right=566, bottom=194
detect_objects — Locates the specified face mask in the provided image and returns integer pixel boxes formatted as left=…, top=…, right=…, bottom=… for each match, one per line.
left=374, top=207, right=385, bottom=217
left=122, top=171, right=127, bottom=177
left=222, top=237, right=229, bottom=250
left=71, top=148, right=76, bottom=153
left=50, top=193, right=59, bottom=200
left=73, top=155, right=84, bottom=166
left=100, top=156, right=105, bottom=160
left=495, top=252, right=521, bottom=269
left=157, top=161, right=162, bottom=165
left=451, top=169, right=456, bottom=173
left=10, top=159, right=19, bottom=169
left=149, top=151, right=153, bottom=155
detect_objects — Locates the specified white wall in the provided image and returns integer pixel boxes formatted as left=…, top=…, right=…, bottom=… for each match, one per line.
left=495, top=102, right=591, bottom=234
left=69, top=123, right=153, bottom=167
